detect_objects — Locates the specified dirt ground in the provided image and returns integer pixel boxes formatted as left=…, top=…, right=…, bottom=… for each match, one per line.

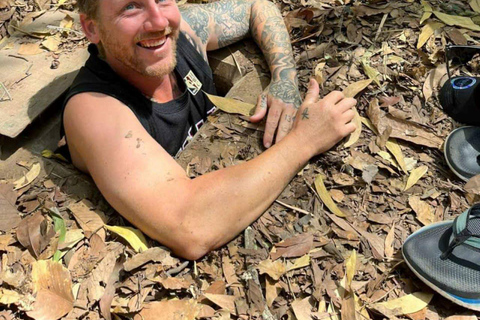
left=1, top=0, right=480, bottom=319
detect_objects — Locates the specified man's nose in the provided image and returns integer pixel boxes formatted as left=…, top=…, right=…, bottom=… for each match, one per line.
left=143, top=3, right=168, bottom=32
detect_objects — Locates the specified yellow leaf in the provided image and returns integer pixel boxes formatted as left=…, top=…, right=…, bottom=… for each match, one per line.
left=314, top=174, right=346, bottom=217
left=59, top=14, right=74, bottom=29
left=257, top=259, right=286, bottom=280
left=417, top=22, right=444, bottom=49
left=343, top=108, right=362, bottom=148
left=105, top=225, right=149, bottom=252
left=14, top=162, right=41, bottom=190
left=433, top=11, right=480, bottom=31
left=420, top=1, right=433, bottom=24
left=314, top=61, right=326, bottom=86
left=385, top=139, right=407, bottom=174
left=360, top=116, right=378, bottom=134
left=345, top=250, right=356, bottom=288
left=361, top=60, right=380, bottom=86
left=471, top=0, right=480, bottom=14
left=41, top=35, right=61, bottom=52
left=0, top=288, right=20, bottom=305
left=377, top=150, right=399, bottom=169
left=287, top=254, right=310, bottom=272
left=404, top=165, right=428, bottom=191
left=42, top=149, right=68, bottom=162
left=204, top=92, right=255, bottom=117
left=374, top=292, right=433, bottom=316
left=342, top=79, right=373, bottom=98
left=409, top=196, right=435, bottom=226
left=57, top=0, right=68, bottom=7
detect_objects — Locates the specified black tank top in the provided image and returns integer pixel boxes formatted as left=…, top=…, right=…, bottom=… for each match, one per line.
left=60, top=32, right=217, bottom=159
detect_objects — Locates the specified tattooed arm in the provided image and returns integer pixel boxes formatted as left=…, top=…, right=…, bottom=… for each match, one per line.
left=179, top=0, right=301, bottom=148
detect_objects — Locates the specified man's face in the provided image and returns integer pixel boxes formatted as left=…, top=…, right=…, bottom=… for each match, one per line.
left=93, top=0, right=181, bottom=78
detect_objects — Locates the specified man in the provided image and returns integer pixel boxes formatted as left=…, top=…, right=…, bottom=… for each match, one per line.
left=63, top=0, right=357, bottom=260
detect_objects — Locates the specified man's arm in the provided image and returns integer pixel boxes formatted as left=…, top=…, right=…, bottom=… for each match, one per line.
left=63, top=80, right=356, bottom=260
left=180, top=0, right=301, bottom=148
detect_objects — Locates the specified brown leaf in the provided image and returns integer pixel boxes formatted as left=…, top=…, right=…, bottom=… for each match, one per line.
left=159, top=277, right=193, bottom=290
left=465, top=175, right=480, bottom=195
left=367, top=98, right=442, bottom=149
left=265, top=277, right=282, bottom=307
left=68, top=200, right=105, bottom=238
left=409, top=196, right=435, bottom=226
left=17, top=43, right=43, bottom=55
left=257, top=259, right=286, bottom=280
left=271, top=233, right=314, bottom=260
left=99, top=257, right=124, bottom=320
left=352, top=225, right=385, bottom=259
left=26, top=260, right=74, bottom=320
left=384, top=223, right=395, bottom=258
left=16, top=211, right=53, bottom=258
left=123, top=246, right=171, bottom=272
left=134, top=299, right=200, bottom=320
left=203, top=294, right=236, bottom=313
left=423, top=64, right=447, bottom=102
left=222, top=255, right=239, bottom=284
left=291, top=297, right=314, bottom=320
left=0, top=183, right=21, bottom=232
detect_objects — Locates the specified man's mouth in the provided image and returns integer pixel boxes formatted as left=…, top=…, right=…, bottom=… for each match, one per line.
left=137, top=36, right=168, bottom=49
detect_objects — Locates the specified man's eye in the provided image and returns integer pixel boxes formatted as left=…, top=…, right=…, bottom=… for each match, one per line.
left=124, top=3, right=138, bottom=10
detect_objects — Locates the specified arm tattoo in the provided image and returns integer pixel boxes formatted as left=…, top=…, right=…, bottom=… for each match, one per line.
left=180, top=0, right=250, bottom=48
left=183, top=31, right=208, bottom=61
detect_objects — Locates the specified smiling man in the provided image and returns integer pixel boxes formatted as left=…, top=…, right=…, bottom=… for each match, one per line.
left=62, top=0, right=357, bottom=259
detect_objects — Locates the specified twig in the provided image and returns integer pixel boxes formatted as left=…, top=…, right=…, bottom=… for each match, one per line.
left=8, top=54, right=29, bottom=62
left=374, top=13, right=388, bottom=42
left=275, top=199, right=311, bottom=216
left=166, top=261, right=189, bottom=276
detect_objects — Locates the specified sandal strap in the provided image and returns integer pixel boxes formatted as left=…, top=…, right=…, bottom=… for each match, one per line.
left=441, top=203, right=480, bottom=260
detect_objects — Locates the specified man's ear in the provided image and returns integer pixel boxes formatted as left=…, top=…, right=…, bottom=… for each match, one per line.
left=80, top=13, right=101, bottom=44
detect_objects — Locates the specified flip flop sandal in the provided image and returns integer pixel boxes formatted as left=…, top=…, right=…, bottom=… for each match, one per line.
left=444, top=126, right=480, bottom=181
left=402, top=204, right=480, bottom=311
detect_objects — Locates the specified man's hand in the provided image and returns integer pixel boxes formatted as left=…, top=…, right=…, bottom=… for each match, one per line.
left=291, top=78, right=357, bottom=156
left=250, top=78, right=302, bottom=148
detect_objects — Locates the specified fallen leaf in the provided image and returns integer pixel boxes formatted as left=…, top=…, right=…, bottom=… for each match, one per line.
left=257, top=259, right=286, bottom=280
left=384, top=223, right=395, bottom=258
left=48, top=207, right=66, bottom=262
left=271, top=233, right=314, bottom=260
left=134, top=299, right=200, bottom=320
left=344, top=108, right=362, bottom=148
left=59, top=14, right=73, bottom=28
left=16, top=211, right=54, bottom=258
left=203, top=294, right=236, bottom=313
left=13, top=163, right=41, bottom=190
left=205, top=92, right=255, bottom=117
left=420, top=1, right=433, bottom=24
left=27, top=260, right=74, bottom=320
left=409, top=196, right=435, bottom=226
left=286, top=254, right=310, bottom=272
left=417, top=22, right=443, bottom=49
left=0, top=183, right=21, bottom=232
left=433, top=11, right=480, bottom=31
left=265, top=277, right=281, bottom=307
left=465, top=174, right=480, bottom=195
left=471, top=0, right=480, bottom=14
left=423, top=64, right=447, bottom=102
left=352, top=225, right=385, bottom=259
left=0, top=288, right=20, bottom=306
left=291, top=297, right=313, bottom=320
left=222, top=255, right=239, bottom=284
left=105, top=225, right=149, bottom=253
left=367, top=98, right=442, bottom=149
left=362, top=60, right=380, bottom=86
left=17, top=43, right=43, bottom=55
left=159, top=277, right=193, bottom=290
left=68, top=200, right=105, bottom=238
left=41, top=35, right=61, bottom=52
left=343, top=79, right=373, bottom=98
left=405, top=166, right=428, bottom=191
left=314, top=174, right=346, bottom=217
left=345, top=250, right=356, bottom=288
left=124, top=246, right=171, bottom=271
left=372, top=292, right=433, bottom=316
left=385, top=139, right=408, bottom=173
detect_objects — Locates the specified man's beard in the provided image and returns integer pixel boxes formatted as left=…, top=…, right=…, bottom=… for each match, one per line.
left=98, top=26, right=179, bottom=78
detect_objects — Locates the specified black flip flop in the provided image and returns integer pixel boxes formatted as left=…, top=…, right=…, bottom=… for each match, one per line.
left=444, top=126, right=480, bottom=181
left=402, top=204, right=480, bottom=311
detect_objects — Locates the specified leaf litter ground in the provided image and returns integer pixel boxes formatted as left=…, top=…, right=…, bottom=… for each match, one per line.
left=1, top=0, right=480, bottom=319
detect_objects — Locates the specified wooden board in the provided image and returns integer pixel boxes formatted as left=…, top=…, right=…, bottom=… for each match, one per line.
left=0, top=11, right=88, bottom=138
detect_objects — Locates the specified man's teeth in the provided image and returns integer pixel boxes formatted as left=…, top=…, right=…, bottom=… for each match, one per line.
left=139, top=38, right=167, bottom=48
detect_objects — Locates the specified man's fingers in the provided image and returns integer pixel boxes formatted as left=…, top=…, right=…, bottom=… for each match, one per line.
left=342, top=109, right=355, bottom=123
left=264, top=105, right=282, bottom=148
left=337, top=98, right=357, bottom=113
left=250, top=94, right=268, bottom=123
left=275, top=110, right=296, bottom=144
left=323, top=90, right=345, bottom=105
left=303, top=79, right=320, bottom=105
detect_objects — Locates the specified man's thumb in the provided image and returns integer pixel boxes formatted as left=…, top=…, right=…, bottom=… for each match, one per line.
left=303, top=78, right=320, bottom=105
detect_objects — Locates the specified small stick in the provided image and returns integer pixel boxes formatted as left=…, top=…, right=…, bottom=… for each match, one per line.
left=8, top=54, right=29, bottom=62
left=275, top=199, right=311, bottom=216
left=374, top=13, right=389, bottom=42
